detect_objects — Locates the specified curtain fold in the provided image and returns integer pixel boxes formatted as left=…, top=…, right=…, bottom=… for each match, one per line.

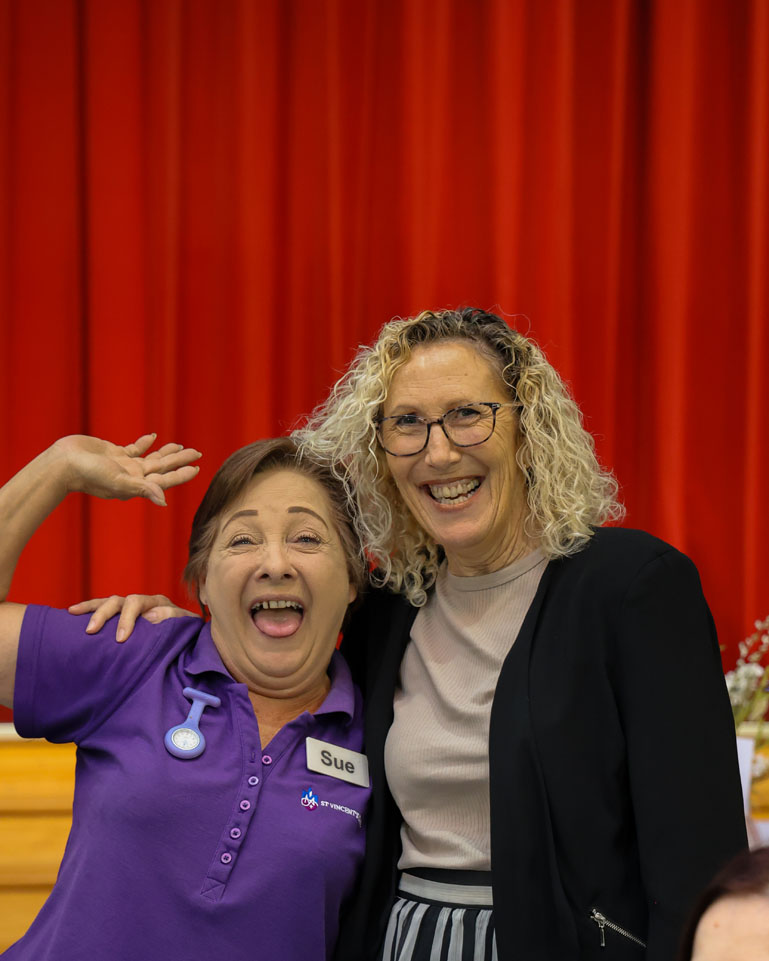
left=744, top=0, right=769, bottom=636
left=1, top=0, right=767, bottom=696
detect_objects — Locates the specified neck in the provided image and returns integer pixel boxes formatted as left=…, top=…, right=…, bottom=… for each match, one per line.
left=248, top=677, right=331, bottom=750
left=445, top=525, right=537, bottom=577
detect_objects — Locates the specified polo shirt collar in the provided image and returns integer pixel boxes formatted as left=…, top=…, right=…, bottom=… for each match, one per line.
left=183, top=623, right=356, bottom=723
left=314, top=651, right=356, bottom=723
left=183, top=621, right=232, bottom=678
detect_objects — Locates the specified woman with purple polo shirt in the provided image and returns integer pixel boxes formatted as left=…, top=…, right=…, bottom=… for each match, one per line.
left=0, top=433, right=371, bottom=960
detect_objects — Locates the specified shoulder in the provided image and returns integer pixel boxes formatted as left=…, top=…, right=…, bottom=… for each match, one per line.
left=543, top=527, right=704, bottom=612
left=555, top=526, right=694, bottom=579
left=14, top=607, right=205, bottom=741
left=21, top=604, right=203, bottom=656
left=575, top=526, right=677, bottom=562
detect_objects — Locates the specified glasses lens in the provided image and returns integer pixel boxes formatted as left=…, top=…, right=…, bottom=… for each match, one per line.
left=378, top=405, right=499, bottom=455
left=443, top=405, right=495, bottom=446
left=378, top=414, right=427, bottom=456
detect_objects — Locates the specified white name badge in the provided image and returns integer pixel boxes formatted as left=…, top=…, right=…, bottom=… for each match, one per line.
left=306, top=737, right=370, bottom=788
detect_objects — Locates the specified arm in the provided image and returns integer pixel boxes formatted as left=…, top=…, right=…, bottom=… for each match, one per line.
left=616, top=548, right=747, bottom=957
left=0, top=434, right=201, bottom=707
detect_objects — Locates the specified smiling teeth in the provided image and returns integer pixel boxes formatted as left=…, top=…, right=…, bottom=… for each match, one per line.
left=428, top=479, right=481, bottom=504
left=251, top=600, right=303, bottom=612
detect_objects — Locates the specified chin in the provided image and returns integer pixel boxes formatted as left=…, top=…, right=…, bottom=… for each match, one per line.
left=430, top=522, right=486, bottom=552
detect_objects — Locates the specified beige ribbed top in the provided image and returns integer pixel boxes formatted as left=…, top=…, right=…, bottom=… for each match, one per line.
left=384, top=549, right=547, bottom=870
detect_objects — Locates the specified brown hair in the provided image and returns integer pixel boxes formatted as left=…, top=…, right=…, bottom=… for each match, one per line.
left=184, top=437, right=365, bottom=611
left=678, top=846, right=769, bottom=960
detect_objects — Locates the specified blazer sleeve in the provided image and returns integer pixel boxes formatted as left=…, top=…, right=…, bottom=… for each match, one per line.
left=612, top=547, right=747, bottom=957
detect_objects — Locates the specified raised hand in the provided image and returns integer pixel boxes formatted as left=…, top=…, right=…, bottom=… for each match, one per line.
left=55, top=433, right=202, bottom=506
left=0, top=435, right=199, bottom=704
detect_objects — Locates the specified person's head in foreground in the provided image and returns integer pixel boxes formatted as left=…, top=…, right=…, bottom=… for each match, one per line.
left=184, top=436, right=365, bottom=702
left=679, top=846, right=769, bottom=961
left=298, top=306, right=624, bottom=603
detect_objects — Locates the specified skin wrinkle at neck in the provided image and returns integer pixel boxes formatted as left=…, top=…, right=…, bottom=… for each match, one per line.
left=248, top=677, right=331, bottom=750
left=212, top=630, right=333, bottom=748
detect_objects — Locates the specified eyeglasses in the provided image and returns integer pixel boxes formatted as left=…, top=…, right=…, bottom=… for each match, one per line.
left=375, top=402, right=516, bottom=457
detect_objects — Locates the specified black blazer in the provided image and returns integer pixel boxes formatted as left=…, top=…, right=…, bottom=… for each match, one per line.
left=335, top=528, right=747, bottom=961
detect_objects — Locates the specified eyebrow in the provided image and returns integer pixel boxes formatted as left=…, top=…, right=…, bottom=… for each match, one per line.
left=221, top=507, right=330, bottom=531
left=386, top=400, right=478, bottom=416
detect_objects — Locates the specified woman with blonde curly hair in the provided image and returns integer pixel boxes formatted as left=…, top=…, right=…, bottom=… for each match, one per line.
left=299, top=307, right=625, bottom=606
left=80, top=308, right=745, bottom=961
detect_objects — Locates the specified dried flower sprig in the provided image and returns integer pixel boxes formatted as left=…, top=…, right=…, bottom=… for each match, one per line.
left=726, top=615, right=769, bottom=733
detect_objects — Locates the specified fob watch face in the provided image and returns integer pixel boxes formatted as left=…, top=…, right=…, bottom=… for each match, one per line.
left=171, top=728, right=201, bottom=751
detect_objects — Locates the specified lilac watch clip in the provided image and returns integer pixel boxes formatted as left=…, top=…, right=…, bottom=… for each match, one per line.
left=164, top=687, right=221, bottom=759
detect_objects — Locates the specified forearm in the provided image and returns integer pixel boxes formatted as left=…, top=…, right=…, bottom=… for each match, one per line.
left=0, top=433, right=200, bottom=706
left=0, top=443, right=70, bottom=602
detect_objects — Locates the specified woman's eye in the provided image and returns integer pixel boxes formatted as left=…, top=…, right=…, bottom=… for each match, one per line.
left=394, top=414, right=421, bottom=428
left=230, top=534, right=255, bottom=547
left=293, top=533, right=323, bottom=547
left=454, top=405, right=483, bottom=419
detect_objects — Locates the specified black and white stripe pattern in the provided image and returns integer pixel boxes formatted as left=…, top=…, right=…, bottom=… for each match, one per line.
left=381, top=874, right=497, bottom=961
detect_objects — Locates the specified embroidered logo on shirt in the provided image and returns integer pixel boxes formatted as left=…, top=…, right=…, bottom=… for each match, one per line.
left=299, top=787, right=362, bottom=827
left=301, top=787, right=319, bottom=810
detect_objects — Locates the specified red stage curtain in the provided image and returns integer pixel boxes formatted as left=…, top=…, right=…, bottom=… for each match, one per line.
left=1, top=0, right=767, bottom=719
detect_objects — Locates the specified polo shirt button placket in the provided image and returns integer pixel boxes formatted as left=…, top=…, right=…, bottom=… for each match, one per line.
left=219, top=750, right=267, bottom=868
left=202, top=721, right=280, bottom=899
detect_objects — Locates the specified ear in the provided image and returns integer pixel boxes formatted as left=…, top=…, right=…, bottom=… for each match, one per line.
left=347, top=582, right=357, bottom=606
left=199, top=575, right=208, bottom=609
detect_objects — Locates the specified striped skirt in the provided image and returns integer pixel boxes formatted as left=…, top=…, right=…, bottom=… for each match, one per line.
left=380, top=869, right=497, bottom=961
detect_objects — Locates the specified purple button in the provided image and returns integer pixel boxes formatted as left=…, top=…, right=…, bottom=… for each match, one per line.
left=262, top=755, right=272, bottom=765
left=220, top=852, right=232, bottom=864
left=230, top=828, right=241, bottom=839
left=239, top=799, right=251, bottom=811
left=248, top=776, right=259, bottom=786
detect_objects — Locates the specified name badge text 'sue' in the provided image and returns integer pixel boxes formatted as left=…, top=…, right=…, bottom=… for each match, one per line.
left=305, top=737, right=370, bottom=788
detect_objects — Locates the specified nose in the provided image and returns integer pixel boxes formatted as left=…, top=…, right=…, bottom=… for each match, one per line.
left=423, top=422, right=462, bottom=469
left=255, top=542, right=295, bottom=581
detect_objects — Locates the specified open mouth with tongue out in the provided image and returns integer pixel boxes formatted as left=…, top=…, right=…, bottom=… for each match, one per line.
left=250, top=599, right=305, bottom=638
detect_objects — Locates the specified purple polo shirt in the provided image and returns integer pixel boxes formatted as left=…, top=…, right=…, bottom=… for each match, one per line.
left=7, top=606, right=369, bottom=961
